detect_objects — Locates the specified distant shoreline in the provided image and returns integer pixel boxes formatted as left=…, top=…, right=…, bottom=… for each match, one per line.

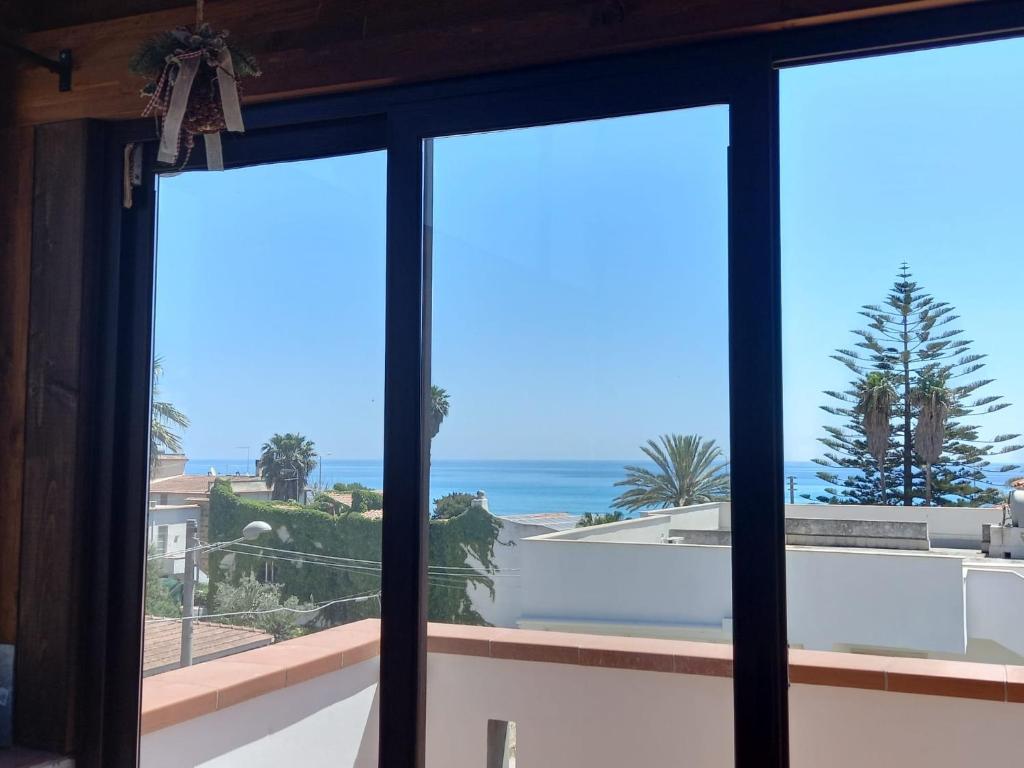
left=185, top=458, right=1019, bottom=517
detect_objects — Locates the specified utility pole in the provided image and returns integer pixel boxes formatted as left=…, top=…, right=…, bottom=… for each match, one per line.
left=787, top=476, right=796, bottom=505
left=180, top=518, right=198, bottom=668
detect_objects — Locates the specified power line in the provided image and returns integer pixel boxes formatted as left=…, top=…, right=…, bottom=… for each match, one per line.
left=221, top=547, right=518, bottom=582
left=228, top=541, right=520, bottom=574
left=148, top=539, right=222, bottom=561
left=223, top=547, right=384, bottom=575
left=148, top=590, right=381, bottom=624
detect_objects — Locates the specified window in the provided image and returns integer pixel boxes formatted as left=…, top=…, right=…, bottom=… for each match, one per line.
left=782, top=37, right=1024, bottom=665
left=141, top=152, right=385, bottom=762
left=424, top=106, right=736, bottom=764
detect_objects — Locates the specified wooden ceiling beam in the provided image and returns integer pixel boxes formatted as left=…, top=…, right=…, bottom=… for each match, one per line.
left=13, top=0, right=979, bottom=125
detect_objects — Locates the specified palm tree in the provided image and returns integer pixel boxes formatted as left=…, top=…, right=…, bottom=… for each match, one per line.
left=151, top=356, right=190, bottom=470
left=914, top=373, right=952, bottom=506
left=258, top=433, right=317, bottom=501
left=613, top=434, right=730, bottom=512
left=855, top=371, right=896, bottom=502
left=429, top=385, right=450, bottom=439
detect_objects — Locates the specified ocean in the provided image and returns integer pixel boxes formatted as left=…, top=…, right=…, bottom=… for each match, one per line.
left=185, top=458, right=1023, bottom=517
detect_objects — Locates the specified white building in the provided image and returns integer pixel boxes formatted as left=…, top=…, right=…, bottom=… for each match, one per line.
left=477, top=501, right=1024, bottom=664
left=147, top=454, right=274, bottom=576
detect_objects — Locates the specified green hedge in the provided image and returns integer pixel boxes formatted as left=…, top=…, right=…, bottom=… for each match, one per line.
left=208, top=479, right=503, bottom=626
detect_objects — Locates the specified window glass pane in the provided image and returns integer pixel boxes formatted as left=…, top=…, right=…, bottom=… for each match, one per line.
left=425, top=107, right=734, bottom=766
left=782, top=37, right=1024, bottom=758
left=141, top=153, right=385, bottom=766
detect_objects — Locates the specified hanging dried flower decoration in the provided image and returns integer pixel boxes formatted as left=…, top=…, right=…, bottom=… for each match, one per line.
left=130, top=0, right=260, bottom=170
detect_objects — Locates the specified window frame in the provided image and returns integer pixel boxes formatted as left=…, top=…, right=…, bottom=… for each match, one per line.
left=80, top=3, right=1024, bottom=766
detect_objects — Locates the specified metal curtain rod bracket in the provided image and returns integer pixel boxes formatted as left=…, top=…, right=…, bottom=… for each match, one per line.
left=0, top=40, right=72, bottom=91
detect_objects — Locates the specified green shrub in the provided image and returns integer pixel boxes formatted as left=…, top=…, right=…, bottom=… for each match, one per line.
left=350, top=489, right=383, bottom=514
left=332, top=481, right=369, bottom=492
left=212, top=574, right=308, bottom=641
left=312, top=492, right=351, bottom=516
left=432, top=492, right=475, bottom=520
left=576, top=511, right=625, bottom=528
left=145, top=546, right=180, bottom=618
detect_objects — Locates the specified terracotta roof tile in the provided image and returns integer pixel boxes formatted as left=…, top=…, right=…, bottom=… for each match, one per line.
left=144, top=617, right=273, bottom=676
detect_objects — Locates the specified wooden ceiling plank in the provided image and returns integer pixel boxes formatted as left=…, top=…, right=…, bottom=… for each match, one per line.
left=14, top=0, right=979, bottom=124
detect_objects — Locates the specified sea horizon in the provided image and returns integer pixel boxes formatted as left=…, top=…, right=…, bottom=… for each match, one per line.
left=184, top=457, right=1022, bottom=517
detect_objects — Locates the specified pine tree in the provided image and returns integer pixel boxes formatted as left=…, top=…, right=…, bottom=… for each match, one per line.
left=813, top=265, right=1020, bottom=506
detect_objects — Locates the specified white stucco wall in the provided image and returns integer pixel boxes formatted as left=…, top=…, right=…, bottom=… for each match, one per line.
left=465, top=518, right=556, bottom=627
left=787, top=548, right=965, bottom=654
left=139, top=659, right=379, bottom=768
left=783, top=503, right=1001, bottom=547
left=148, top=504, right=200, bottom=531
left=519, top=539, right=968, bottom=654
left=544, top=505, right=729, bottom=548
left=140, top=650, right=1024, bottom=768
left=425, top=653, right=1024, bottom=768
left=147, top=505, right=199, bottom=575
left=544, top=514, right=675, bottom=543
left=656, top=501, right=999, bottom=548
left=520, top=539, right=733, bottom=630
left=965, top=567, right=1024, bottom=658
left=570, top=501, right=998, bottom=548
left=549, top=503, right=723, bottom=544
left=788, top=683, right=1021, bottom=768
left=426, top=654, right=733, bottom=768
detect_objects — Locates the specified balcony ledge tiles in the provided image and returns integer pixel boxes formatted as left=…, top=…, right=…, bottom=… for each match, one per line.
left=141, top=618, right=1023, bottom=735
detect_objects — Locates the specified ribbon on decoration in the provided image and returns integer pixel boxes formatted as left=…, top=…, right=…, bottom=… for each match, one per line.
left=218, top=47, right=244, bottom=133
left=155, top=51, right=202, bottom=165
left=203, top=133, right=224, bottom=171
left=149, top=45, right=246, bottom=169
left=203, top=46, right=244, bottom=171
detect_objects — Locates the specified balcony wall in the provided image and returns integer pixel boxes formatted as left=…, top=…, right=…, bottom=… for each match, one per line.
left=965, top=567, right=1024, bottom=659
left=519, top=534, right=967, bottom=653
left=141, top=660, right=379, bottom=767
left=140, top=620, right=1024, bottom=768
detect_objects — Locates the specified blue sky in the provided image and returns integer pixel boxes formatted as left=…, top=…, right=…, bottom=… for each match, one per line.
left=155, top=36, right=1024, bottom=464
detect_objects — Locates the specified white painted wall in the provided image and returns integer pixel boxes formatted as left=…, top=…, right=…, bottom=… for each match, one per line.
left=153, top=491, right=210, bottom=507
left=147, top=505, right=198, bottom=575
left=542, top=514, right=674, bottom=543
left=465, top=517, right=556, bottom=627
left=520, top=539, right=732, bottom=629
left=573, top=501, right=999, bottom=548
left=468, top=508, right=722, bottom=629
left=148, top=504, right=200, bottom=529
left=965, top=567, right=1024, bottom=658
left=787, top=548, right=965, bottom=654
left=140, top=651, right=1024, bottom=768
left=783, top=503, right=1001, bottom=547
left=534, top=504, right=724, bottom=544
left=426, top=654, right=733, bottom=768
left=636, top=501, right=1000, bottom=547
left=520, top=539, right=968, bottom=654
left=139, top=659, right=379, bottom=768
left=425, top=653, right=1024, bottom=768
